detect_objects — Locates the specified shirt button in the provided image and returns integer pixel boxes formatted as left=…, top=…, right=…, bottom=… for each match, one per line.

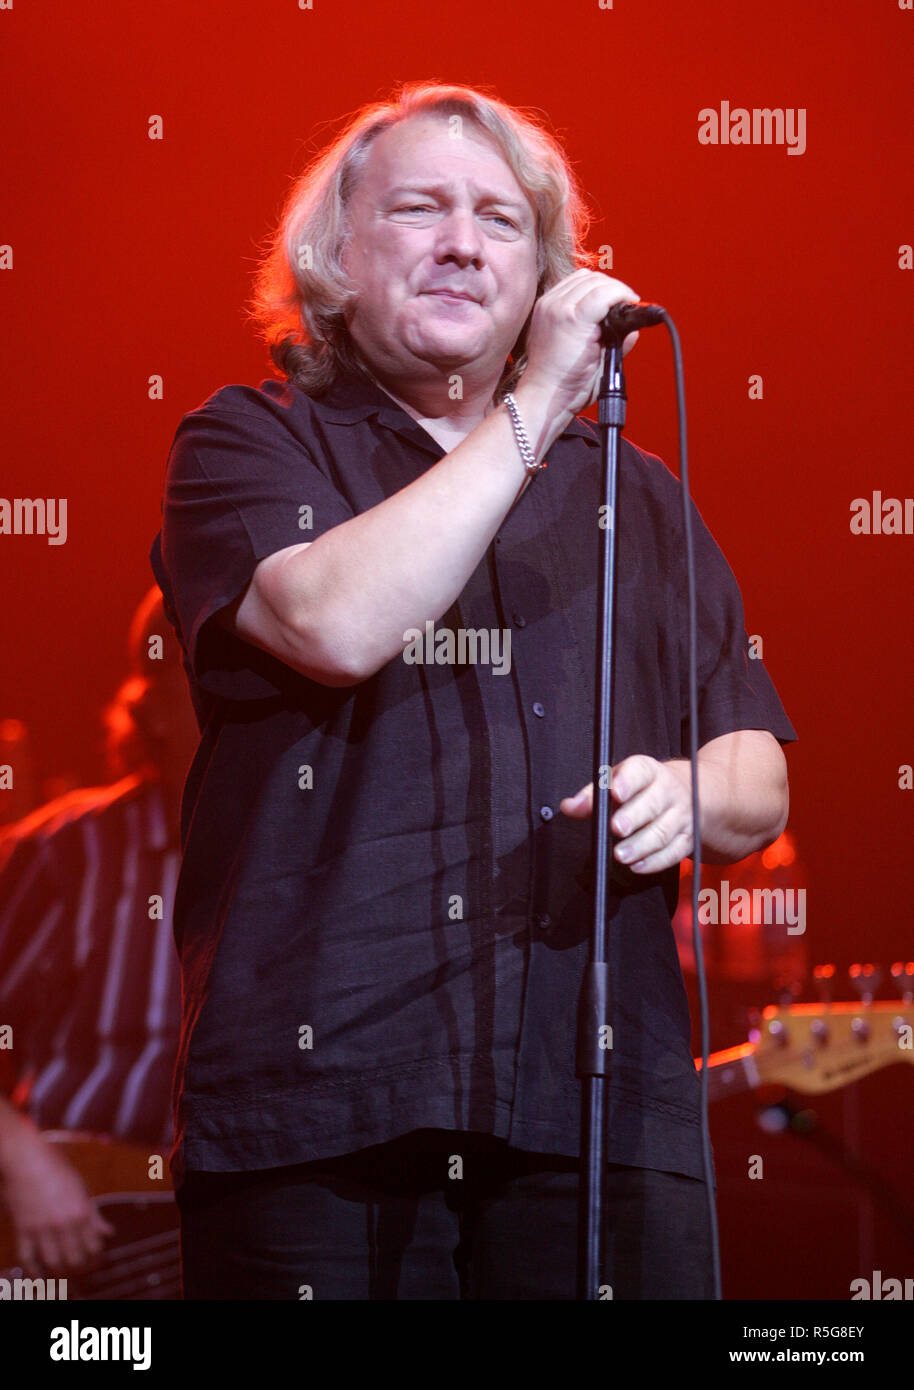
left=514, top=613, right=527, bottom=628
left=535, top=913, right=552, bottom=932
left=532, top=701, right=545, bottom=718
left=539, top=805, right=554, bottom=822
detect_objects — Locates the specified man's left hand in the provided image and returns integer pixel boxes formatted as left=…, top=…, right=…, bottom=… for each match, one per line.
left=559, top=755, right=693, bottom=875
left=559, top=731, right=789, bottom=870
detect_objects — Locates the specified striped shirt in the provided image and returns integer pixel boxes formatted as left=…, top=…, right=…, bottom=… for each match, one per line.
left=0, top=774, right=180, bottom=1148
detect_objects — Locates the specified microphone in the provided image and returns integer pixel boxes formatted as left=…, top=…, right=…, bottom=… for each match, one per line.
left=602, top=300, right=666, bottom=338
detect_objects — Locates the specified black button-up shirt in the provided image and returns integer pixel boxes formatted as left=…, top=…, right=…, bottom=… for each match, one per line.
left=150, top=366, right=796, bottom=1184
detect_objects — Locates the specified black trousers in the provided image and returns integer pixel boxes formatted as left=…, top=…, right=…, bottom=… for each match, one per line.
left=177, top=1129, right=714, bottom=1300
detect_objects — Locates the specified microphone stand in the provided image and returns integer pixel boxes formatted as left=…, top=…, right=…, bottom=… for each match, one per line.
left=576, top=301, right=665, bottom=1298
left=574, top=299, right=719, bottom=1300
left=576, top=322, right=627, bottom=1299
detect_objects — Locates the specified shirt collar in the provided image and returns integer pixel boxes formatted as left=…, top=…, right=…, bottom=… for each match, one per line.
left=304, top=366, right=600, bottom=447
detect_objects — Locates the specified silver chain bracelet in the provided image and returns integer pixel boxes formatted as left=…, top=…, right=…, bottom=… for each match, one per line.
left=503, top=393, right=546, bottom=476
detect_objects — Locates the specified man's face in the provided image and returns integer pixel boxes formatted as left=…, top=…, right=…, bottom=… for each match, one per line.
left=340, top=113, right=540, bottom=386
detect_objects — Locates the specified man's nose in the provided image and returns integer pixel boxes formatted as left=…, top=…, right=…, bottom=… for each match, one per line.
left=434, top=208, right=485, bottom=266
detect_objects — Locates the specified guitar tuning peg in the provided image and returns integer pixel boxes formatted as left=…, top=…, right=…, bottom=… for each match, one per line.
left=890, top=961, right=914, bottom=1004
left=849, top=962, right=882, bottom=1004
left=813, top=963, right=835, bottom=1005
left=766, top=1015, right=789, bottom=1046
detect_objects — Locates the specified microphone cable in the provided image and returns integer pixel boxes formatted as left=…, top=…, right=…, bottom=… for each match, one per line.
left=659, top=306, right=722, bottom=1301
left=606, top=299, right=722, bottom=1299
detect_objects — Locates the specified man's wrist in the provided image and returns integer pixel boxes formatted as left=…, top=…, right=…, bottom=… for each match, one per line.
left=664, top=753, right=764, bottom=864
left=0, top=1104, right=41, bottom=1170
left=510, top=379, right=575, bottom=463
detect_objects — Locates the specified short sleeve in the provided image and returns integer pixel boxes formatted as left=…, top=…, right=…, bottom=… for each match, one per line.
left=678, top=496, right=797, bottom=752
left=150, top=396, right=356, bottom=702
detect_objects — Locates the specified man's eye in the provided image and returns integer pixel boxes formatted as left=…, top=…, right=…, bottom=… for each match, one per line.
left=397, top=205, right=435, bottom=214
left=488, top=215, right=517, bottom=230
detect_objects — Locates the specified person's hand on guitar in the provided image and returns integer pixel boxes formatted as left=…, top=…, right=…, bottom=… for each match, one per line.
left=0, top=1114, right=114, bottom=1273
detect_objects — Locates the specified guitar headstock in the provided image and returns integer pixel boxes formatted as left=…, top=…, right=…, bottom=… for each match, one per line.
left=749, top=962, right=914, bottom=1094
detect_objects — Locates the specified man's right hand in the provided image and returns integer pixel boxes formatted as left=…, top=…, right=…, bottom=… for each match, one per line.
left=1, top=1125, right=114, bottom=1274
left=518, top=268, right=642, bottom=428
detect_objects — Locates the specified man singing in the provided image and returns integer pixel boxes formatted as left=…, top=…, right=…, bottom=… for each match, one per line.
left=150, top=80, right=795, bottom=1300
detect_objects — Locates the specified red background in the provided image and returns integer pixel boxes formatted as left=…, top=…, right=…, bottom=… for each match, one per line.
left=2, top=0, right=912, bottom=1299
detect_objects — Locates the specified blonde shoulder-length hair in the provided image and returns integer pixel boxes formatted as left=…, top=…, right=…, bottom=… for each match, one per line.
left=246, top=81, right=594, bottom=399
